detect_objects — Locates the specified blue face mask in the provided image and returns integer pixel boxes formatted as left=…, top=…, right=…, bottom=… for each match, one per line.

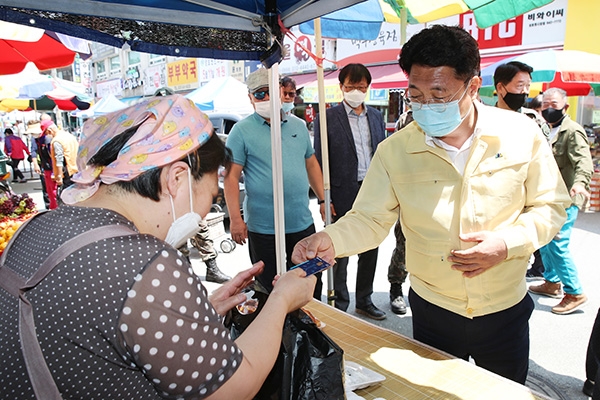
left=411, top=85, right=472, bottom=138
left=281, top=102, right=295, bottom=114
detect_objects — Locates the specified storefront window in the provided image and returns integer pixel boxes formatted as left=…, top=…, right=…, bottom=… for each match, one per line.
left=128, top=51, right=141, bottom=66
left=109, top=56, right=121, bottom=73
left=96, top=61, right=106, bottom=75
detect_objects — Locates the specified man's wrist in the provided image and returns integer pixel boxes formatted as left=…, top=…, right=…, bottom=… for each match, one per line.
left=317, top=199, right=330, bottom=205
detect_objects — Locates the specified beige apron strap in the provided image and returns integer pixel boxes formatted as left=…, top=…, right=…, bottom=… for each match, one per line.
left=1, top=222, right=136, bottom=400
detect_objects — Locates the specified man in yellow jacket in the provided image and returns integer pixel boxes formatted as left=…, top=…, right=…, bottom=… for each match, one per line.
left=42, top=120, right=79, bottom=196
left=293, top=25, right=571, bottom=385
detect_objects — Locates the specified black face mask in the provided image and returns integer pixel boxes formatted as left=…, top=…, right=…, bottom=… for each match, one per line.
left=542, top=107, right=565, bottom=124
left=502, top=91, right=527, bottom=111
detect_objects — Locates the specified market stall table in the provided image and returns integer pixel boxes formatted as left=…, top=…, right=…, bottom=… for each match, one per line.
left=304, top=300, right=552, bottom=400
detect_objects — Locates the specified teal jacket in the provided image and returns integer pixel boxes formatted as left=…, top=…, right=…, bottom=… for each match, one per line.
left=550, top=116, right=594, bottom=208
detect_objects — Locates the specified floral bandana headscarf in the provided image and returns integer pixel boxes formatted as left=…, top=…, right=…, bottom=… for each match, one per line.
left=61, top=95, right=213, bottom=204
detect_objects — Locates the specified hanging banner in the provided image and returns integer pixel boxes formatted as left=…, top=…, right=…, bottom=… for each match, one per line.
left=280, top=27, right=336, bottom=75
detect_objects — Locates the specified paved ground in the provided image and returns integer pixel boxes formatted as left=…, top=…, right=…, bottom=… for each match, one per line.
left=13, top=173, right=598, bottom=400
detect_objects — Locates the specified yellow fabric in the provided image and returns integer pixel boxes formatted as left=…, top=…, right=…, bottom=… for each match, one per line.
left=402, top=0, right=469, bottom=23
left=325, top=101, right=570, bottom=318
left=0, top=98, right=29, bottom=112
left=51, top=130, right=79, bottom=177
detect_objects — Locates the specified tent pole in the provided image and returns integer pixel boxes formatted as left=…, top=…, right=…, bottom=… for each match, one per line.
left=314, top=18, right=335, bottom=306
left=268, top=63, right=287, bottom=277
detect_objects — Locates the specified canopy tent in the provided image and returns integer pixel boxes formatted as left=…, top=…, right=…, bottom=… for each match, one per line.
left=0, top=0, right=369, bottom=280
left=185, top=77, right=253, bottom=115
left=0, top=1, right=365, bottom=60
left=74, top=94, right=127, bottom=118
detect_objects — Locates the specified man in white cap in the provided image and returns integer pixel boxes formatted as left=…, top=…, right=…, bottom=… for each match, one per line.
left=223, top=68, right=327, bottom=299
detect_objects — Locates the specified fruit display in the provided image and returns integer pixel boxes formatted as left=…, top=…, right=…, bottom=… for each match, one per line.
left=0, top=193, right=37, bottom=254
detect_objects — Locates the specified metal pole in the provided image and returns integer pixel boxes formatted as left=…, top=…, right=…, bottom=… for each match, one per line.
left=314, top=18, right=335, bottom=306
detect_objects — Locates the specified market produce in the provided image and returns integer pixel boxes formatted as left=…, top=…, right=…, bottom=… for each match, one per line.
left=0, top=193, right=37, bottom=254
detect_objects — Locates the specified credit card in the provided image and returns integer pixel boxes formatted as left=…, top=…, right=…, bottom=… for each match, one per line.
left=291, top=257, right=331, bottom=276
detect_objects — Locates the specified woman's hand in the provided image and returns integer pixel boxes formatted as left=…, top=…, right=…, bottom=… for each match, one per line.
left=208, top=262, right=264, bottom=316
left=269, top=268, right=316, bottom=314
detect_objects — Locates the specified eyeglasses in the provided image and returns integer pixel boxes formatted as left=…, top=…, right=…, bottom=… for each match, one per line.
left=252, top=89, right=270, bottom=101
left=281, top=90, right=296, bottom=98
left=343, top=84, right=369, bottom=92
left=404, top=78, right=472, bottom=112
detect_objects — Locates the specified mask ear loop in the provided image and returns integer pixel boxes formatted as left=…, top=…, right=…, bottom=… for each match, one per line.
left=169, top=194, right=177, bottom=222
left=187, top=154, right=194, bottom=214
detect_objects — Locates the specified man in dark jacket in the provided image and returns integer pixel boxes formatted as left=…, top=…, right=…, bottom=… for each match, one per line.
left=313, top=63, right=387, bottom=320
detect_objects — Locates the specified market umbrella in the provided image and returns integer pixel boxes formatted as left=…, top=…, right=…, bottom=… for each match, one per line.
left=0, top=95, right=91, bottom=112
left=479, top=49, right=600, bottom=98
left=400, top=0, right=554, bottom=29
left=0, top=20, right=89, bottom=74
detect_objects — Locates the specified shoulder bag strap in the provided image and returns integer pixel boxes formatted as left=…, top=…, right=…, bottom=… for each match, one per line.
left=1, top=222, right=136, bottom=400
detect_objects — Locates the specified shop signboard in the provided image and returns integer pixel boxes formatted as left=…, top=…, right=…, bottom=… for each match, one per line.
left=197, top=59, right=228, bottom=84
left=167, top=58, right=199, bottom=91
left=143, top=64, right=168, bottom=96
left=96, top=78, right=123, bottom=98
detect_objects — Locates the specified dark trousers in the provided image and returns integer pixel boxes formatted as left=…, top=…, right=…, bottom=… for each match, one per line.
left=9, top=158, right=24, bottom=181
left=333, top=247, right=378, bottom=311
left=530, top=249, right=545, bottom=276
left=248, top=224, right=322, bottom=300
left=409, top=288, right=534, bottom=384
left=586, top=308, right=600, bottom=399
left=387, top=220, right=408, bottom=285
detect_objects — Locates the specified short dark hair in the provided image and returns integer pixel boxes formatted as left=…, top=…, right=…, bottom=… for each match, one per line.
left=280, top=76, right=297, bottom=90
left=4, top=128, right=13, bottom=135
left=338, top=63, right=372, bottom=86
left=89, top=129, right=230, bottom=201
left=398, top=25, right=480, bottom=82
left=528, top=94, right=543, bottom=110
left=493, top=61, right=533, bottom=88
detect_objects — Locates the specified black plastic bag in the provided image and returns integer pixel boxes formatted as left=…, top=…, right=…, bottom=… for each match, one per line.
left=226, top=288, right=345, bottom=400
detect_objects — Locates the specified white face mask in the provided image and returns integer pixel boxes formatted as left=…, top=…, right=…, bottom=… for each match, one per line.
left=164, top=167, right=202, bottom=249
left=343, top=89, right=367, bottom=108
left=254, top=100, right=272, bottom=119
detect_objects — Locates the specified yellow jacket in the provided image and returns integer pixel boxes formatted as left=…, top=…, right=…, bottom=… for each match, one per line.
left=325, top=102, right=571, bottom=318
left=51, top=130, right=79, bottom=177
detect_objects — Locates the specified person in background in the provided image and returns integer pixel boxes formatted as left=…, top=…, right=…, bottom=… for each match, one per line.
left=529, top=87, right=593, bottom=315
left=493, top=61, right=551, bottom=280
left=529, top=94, right=544, bottom=114
left=44, top=120, right=79, bottom=197
left=0, top=95, right=316, bottom=399
left=178, top=220, right=232, bottom=284
left=3, top=128, right=30, bottom=183
left=583, top=308, right=600, bottom=398
left=293, top=25, right=570, bottom=384
left=280, top=76, right=298, bottom=117
left=385, top=108, right=413, bottom=316
left=28, top=120, right=58, bottom=209
left=224, top=68, right=326, bottom=299
left=313, top=63, right=387, bottom=320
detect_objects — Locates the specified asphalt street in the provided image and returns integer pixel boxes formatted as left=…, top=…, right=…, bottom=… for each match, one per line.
left=14, top=174, right=599, bottom=400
